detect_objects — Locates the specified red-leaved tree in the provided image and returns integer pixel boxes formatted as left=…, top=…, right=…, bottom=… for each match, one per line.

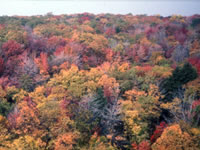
left=0, top=57, right=4, bottom=75
left=188, top=57, right=200, bottom=75
left=150, top=121, right=168, bottom=143
left=2, top=40, right=24, bottom=75
left=2, top=40, right=23, bottom=57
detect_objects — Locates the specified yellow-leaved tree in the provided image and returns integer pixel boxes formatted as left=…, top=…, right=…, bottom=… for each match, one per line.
left=120, top=84, right=162, bottom=143
left=152, top=124, right=199, bottom=150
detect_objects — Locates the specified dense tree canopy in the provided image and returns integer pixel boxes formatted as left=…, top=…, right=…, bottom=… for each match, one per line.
left=0, top=13, right=200, bottom=149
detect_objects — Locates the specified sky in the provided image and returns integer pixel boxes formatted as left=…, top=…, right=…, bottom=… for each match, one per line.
left=0, top=0, right=200, bottom=16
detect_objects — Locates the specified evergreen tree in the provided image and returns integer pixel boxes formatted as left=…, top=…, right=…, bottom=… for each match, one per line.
left=160, top=63, right=198, bottom=102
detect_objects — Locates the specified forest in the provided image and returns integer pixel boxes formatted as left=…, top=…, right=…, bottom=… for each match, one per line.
left=0, top=13, right=200, bottom=150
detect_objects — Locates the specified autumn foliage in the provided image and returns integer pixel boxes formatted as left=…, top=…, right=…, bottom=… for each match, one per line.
left=150, top=122, right=168, bottom=143
left=0, top=57, right=4, bottom=75
left=34, top=52, right=49, bottom=76
left=2, top=40, right=23, bottom=57
left=189, top=57, right=200, bottom=75
left=152, top=124, right=199, bottom=150
left=0, top=14, right=200, bottom=150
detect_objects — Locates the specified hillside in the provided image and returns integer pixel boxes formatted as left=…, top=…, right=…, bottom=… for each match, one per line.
left=0, top=14, right=200, bottom=150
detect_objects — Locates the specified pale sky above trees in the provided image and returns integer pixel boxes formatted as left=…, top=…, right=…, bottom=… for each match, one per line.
left=0, top=0, right=200, bottom=16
